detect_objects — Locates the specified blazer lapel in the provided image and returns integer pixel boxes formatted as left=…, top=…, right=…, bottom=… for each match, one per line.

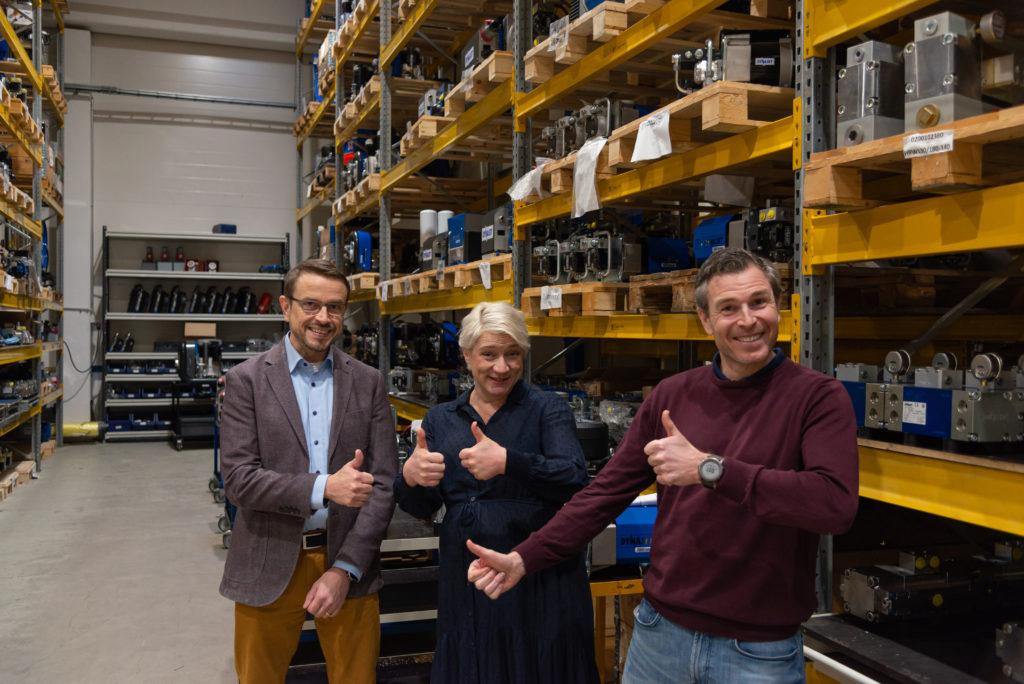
left=327, top=347, right=353, bottom=464
left=264, top=342, right=308, bottom=455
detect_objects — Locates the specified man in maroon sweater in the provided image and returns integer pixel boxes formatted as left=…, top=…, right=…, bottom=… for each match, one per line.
left=466, top=247, right=859, bottom=683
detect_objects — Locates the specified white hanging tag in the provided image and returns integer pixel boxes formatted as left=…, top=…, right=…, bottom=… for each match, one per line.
left=479, top=261, right=492, bottom=290
left=631, top=111, right=672, bottom=163
left=572, top=137, right=607, bottom=218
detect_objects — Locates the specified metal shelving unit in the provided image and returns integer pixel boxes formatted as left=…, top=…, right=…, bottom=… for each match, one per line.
left=101, top=229, right=288, bottom=443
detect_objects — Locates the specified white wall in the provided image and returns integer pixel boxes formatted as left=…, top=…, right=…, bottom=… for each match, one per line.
left=61, top=6, right=306, bottom=421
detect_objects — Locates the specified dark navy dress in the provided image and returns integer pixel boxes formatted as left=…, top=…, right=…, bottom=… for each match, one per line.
left=394, top=380, right=599, bottom=684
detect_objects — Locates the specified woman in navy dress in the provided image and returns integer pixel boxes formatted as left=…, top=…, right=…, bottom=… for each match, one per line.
left=394, top=301, right=598, bottom=684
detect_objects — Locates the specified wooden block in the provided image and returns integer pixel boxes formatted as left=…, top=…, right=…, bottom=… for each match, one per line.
left=549, top=167, right=574, bottom=194
left=555, top=33, right=589, bottom=65
left=750, top=0, right=790, bottom=18
left=524, top=51, right=555, bottom=84
left=910, top=144, right=984, bottom=193
left=803, top=165, right=877, bottom=211
left=14, top=460, right=34, bottom=485
left=592, top=3, right=627, bottom=41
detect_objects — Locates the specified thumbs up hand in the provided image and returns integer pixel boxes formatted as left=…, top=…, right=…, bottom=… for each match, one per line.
left=643, top=410, right=705, bottom=487
left=458, top=421, right=506, bottom=481
left=402, top=427, right=446, bottom=488
left=325, top=449, right=375, bottom=507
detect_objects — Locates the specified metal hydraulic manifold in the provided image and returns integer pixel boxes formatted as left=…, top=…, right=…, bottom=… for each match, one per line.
left=904, top=10, right=1024, bottom=132
left=836, top=40, right=905, bottom=146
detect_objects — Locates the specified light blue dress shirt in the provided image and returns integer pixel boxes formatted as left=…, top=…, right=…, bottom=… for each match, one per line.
left=284, top=334, right=361, bottom=580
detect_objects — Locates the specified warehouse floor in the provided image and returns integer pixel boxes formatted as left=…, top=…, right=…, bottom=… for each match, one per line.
left=0, top=441, right=238, bottom=683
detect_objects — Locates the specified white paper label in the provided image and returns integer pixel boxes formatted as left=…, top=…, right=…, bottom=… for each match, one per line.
left=422, top=249, right=432, bottom=261
left=631, top=111, right=672, bottom=163
left=479, top=261, right=492, bottom=290
left=548, top=16, right=569, bottom=51
left=572, top=137, right=608, bottom=218
left=481, top=225, right=494, bottom=241
left=464, top=45, right=475, bottom=69
left=379, top=283, right=388, bottom=302
left=903, top=130, right=954, bottom=159
left=903, top=401, right=927, bottom=426
left=540, top=286, right=562, bottom=310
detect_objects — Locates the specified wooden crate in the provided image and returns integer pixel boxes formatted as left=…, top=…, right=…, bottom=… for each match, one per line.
left=523, top=282, right=630, bottom=317
left=804, top=104, right=1024, bottom=211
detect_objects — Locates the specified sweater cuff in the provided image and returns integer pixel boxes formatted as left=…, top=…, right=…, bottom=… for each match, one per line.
left=503, top=448, right=530, bottom=482
left=513, top=536, right=544, bottom=575
left=714, top=457, right=759, bottom=505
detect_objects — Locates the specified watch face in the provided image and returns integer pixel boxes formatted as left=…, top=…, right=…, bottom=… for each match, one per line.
left=699, top=458, right=723, bottom=482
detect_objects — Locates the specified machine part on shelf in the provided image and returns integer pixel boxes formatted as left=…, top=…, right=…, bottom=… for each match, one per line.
left=429, top=232, right=449, bottom=270
left=675, top=30, right=794, bottom=92
left=314, top=145, right=336, bottom=176
left=745, top=202, right=794, bottom=263
left=448, top=212, right=487, bottom=265
left=108, top=332, right=123, bottom=353
left=461, top=16, right=508, bottom=79
left=573, top=98, right=639, bottom=147
left=178, top=339, right=223, bottom=381
left=149, top=285, right=165, bottom=314
left=391, top=321, right=460, bottom=369
left=123, top=333, right=134, bottom=353
left=692, top=213, right=742, bottom=264
left=350, top=63, right=374, bottom=103
left=841, top=545, right=1024, bottom=624
left=256, top=292, right=272, bottom=314
left=167, top=286, right=183, bottom=314
left=343, top=231, right=375, bottom=273
left=904, top=12, right=983, bottom=131
left=533, top=239, right=569, bottom=285
left=388, top=366, right=416, bottom=394
left=418, top=371, right=456, bottom=405
left=884, top=349, right=914, bottom=380
left=220, top=287, right=237, bottom=315
left=481, top=204, right=513, bottom=257
left=597, top=399, right=641, bottom=447
left=235, top=287, right=255, bottom=315
left=575, top=418, right=610, bottom=463
left=836, top=41, right=905, bottom=146
left=998, top=622, right=1024, bottom=683
left=128, top=284, right=147, bottom=313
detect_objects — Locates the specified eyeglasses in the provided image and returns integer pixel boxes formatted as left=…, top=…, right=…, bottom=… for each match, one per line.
left=289, top=297, right=345, bottom=317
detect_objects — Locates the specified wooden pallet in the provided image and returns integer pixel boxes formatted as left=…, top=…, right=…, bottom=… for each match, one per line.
left=318, top=62, right=336, bottom=99
left=444, top=51, right=515, bottom=117
left=400, top=115, right=454, bottom=156
left=526, top=81, right=794, bottom=202
left=524, top=0, right=637, bottom=83
left=804, top=104, right=1024, bottom=211
left=453, top=254, right=514, bottom=287
left=628, top=263, right=793, bottom=314
left=348, top=272, right=379, bottom=292
left=523, top=282, right=631, bottom=317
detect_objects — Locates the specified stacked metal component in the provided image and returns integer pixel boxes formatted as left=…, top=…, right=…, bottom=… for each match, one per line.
left=837, top=352, right=1024, bottom=444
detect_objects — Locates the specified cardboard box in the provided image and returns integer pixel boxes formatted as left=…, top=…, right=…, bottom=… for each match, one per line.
left=184, top=322, right=217, bottom=339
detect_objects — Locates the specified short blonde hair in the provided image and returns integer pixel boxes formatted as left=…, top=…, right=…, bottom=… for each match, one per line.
left=459, top=301, right=530, bottom=353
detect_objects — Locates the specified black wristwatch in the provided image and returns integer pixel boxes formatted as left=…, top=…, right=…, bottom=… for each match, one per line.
left=698, top=454, right=724, bottom=489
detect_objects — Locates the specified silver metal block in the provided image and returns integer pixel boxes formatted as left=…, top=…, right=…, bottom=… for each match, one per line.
left=951, top=390, right=1024, bottom=443
left=837, top=41, right=904, bottom=146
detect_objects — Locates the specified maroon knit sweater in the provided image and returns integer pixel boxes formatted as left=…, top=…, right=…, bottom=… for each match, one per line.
left=516, top=358, right=859, bottom=640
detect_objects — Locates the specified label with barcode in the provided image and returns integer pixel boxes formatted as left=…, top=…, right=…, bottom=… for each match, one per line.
left=903, top=130, right=954, bottom=158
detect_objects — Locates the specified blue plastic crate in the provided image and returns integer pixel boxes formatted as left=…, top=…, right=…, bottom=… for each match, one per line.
left=107, top=419, right=132, bottom=432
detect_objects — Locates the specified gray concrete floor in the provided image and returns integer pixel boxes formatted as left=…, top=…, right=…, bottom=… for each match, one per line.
left=0, top=440, right=237, bottom=683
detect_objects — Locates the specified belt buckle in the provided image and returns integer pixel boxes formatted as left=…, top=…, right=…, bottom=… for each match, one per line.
left=302, top=529, right=326, bottom=550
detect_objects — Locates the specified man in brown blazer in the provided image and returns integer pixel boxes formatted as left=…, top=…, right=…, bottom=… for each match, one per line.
left=219, top=258, right=398, bottom=683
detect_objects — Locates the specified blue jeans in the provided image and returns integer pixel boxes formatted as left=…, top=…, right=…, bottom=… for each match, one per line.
left=623, top=599, right=805, bottom=684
